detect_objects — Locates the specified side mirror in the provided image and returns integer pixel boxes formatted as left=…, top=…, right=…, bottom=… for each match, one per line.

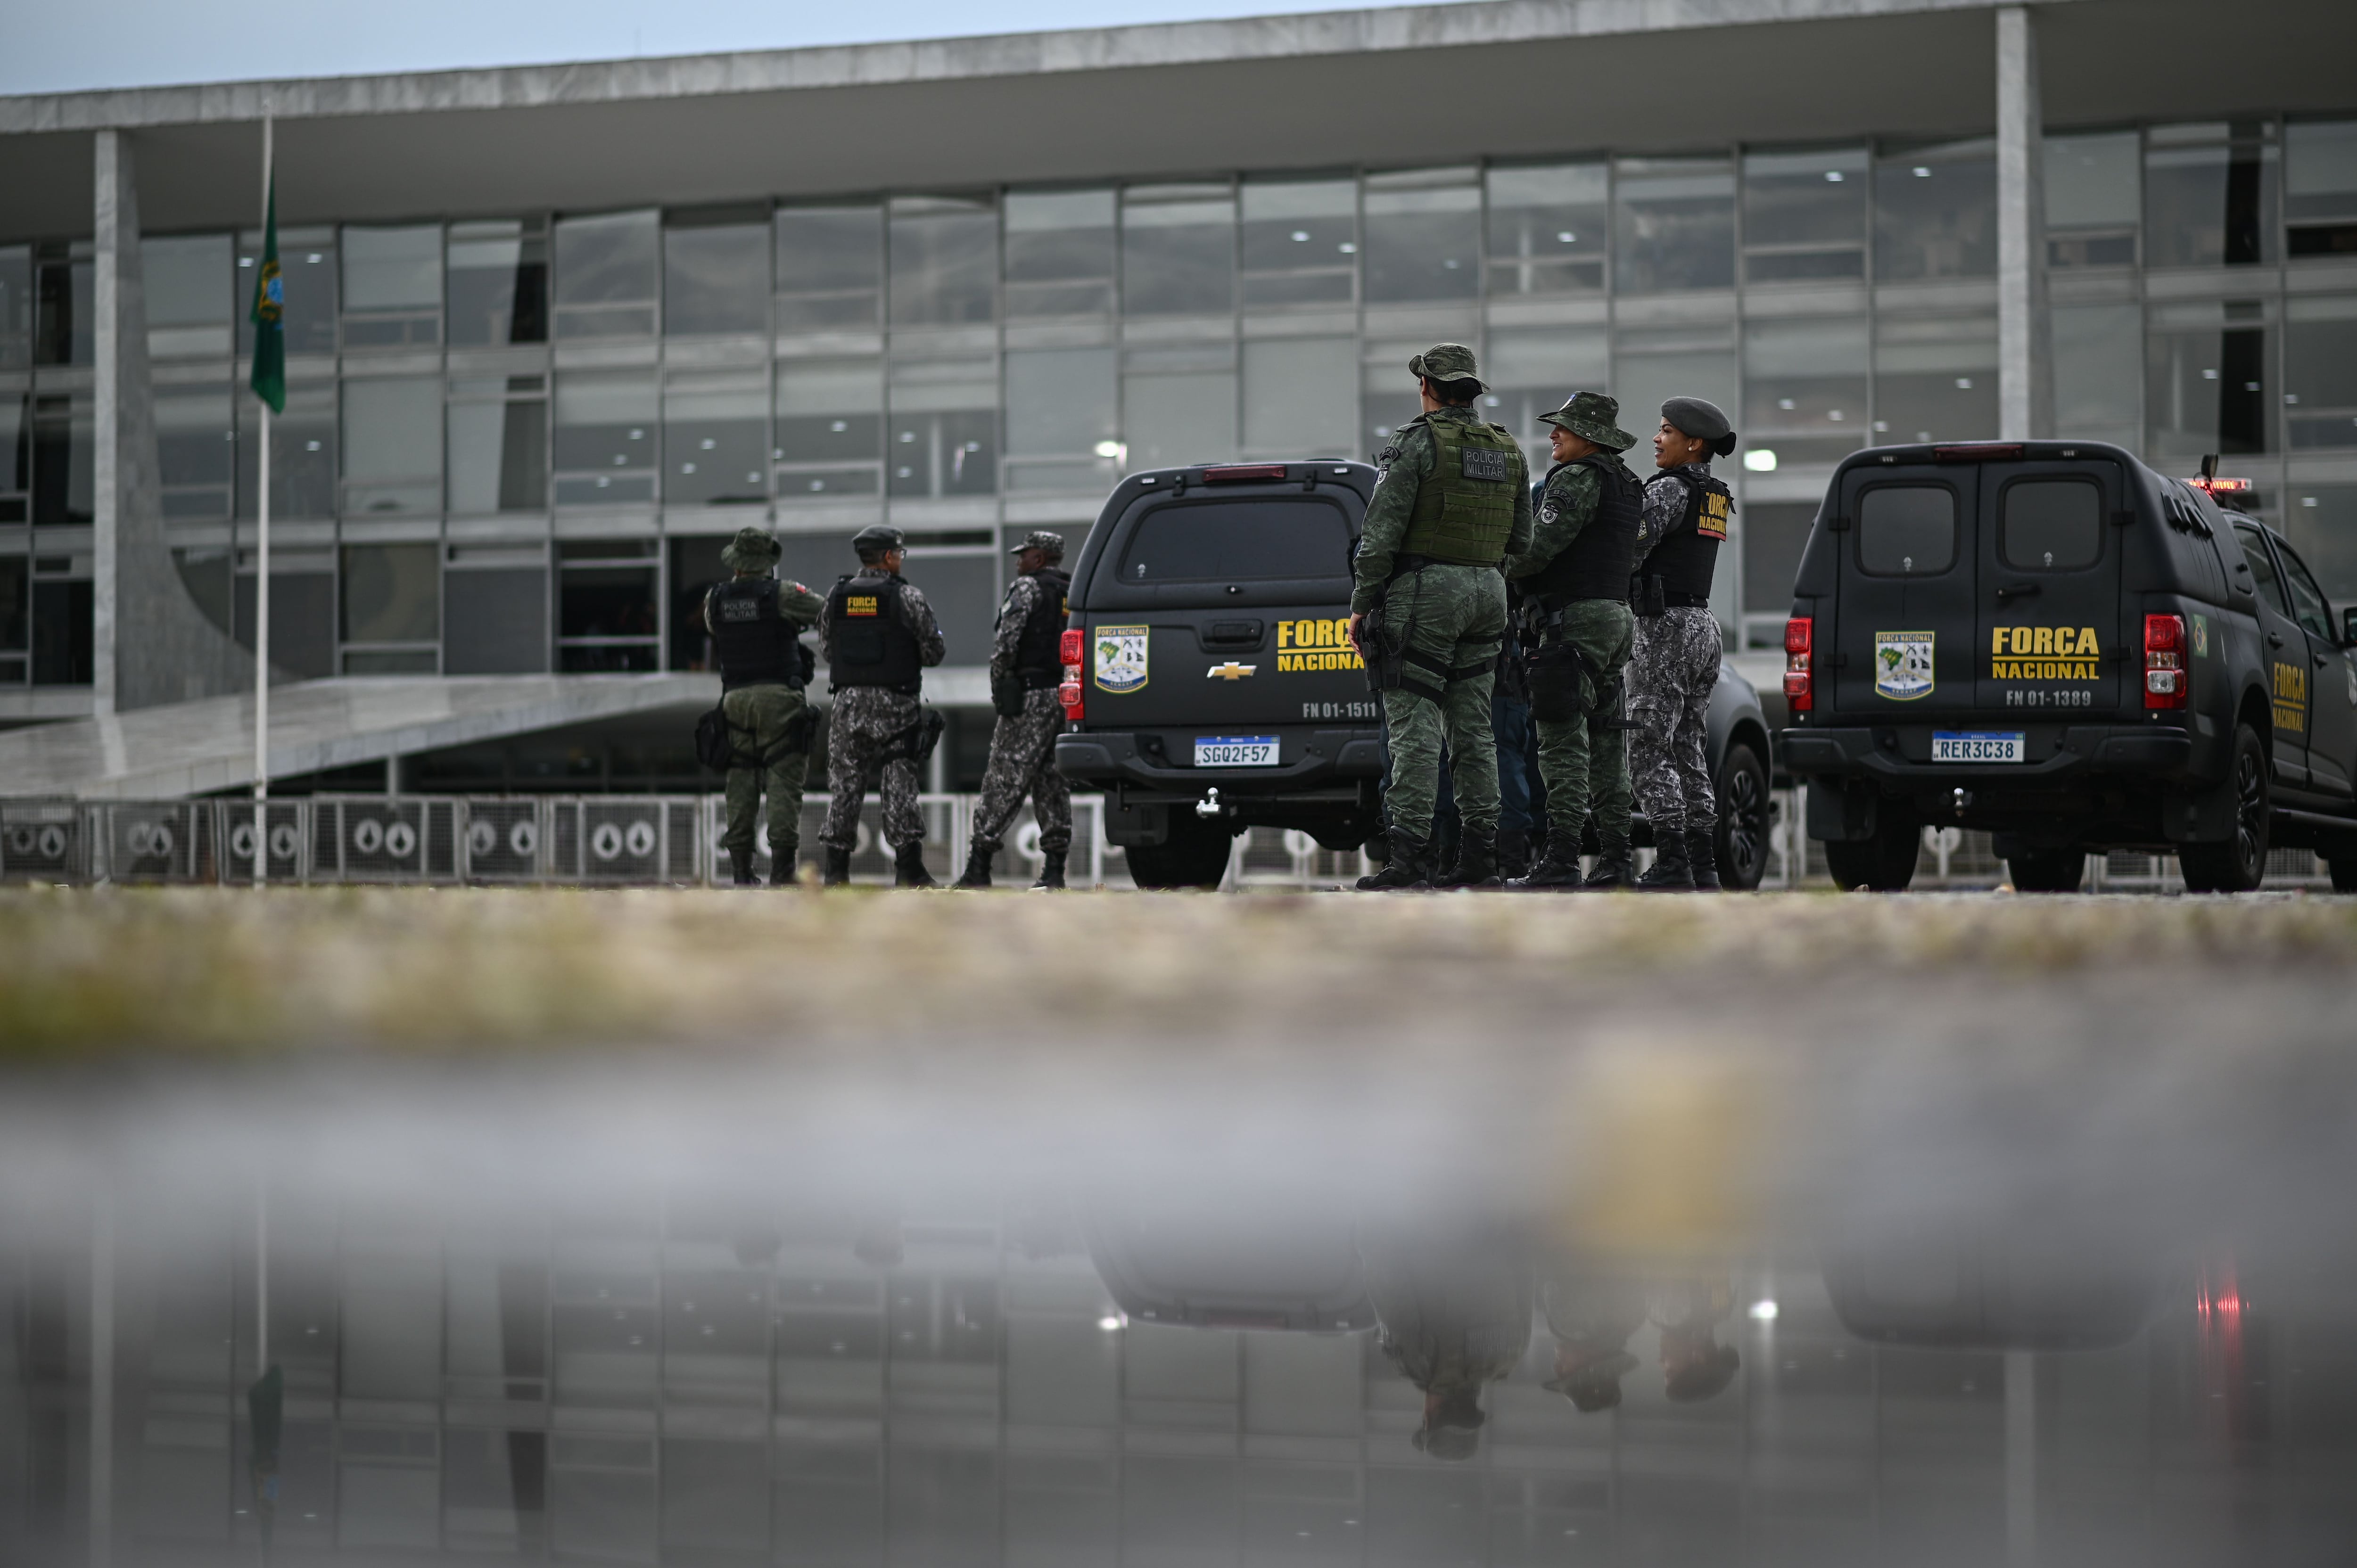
left=2343, top=605, right=2357, bottom=648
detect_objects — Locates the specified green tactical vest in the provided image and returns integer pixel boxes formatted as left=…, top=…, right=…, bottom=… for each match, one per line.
left=1400, top=416, right=1525, bottom=565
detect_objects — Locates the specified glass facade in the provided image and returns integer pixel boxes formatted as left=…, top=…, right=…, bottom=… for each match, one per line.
left=7, top=116, right=2354, bottom=692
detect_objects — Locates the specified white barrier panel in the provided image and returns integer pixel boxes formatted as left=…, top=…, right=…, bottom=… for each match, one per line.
left=461, top=798, right=546, bottom=882
left=312, top=797, right=461, bottom=882
left=98, top=801, right=214, bottom=883
left=217, top=801, right=309, bottom=883
left=0, top=800, right=87, bottom=882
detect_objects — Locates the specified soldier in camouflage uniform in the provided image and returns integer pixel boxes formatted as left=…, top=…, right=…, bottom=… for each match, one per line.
left=1629, top=397, right=1739, bottom=891
left=954, top=531, right=1074, bottom=891
left=1360, top=1228, right=1534, bottom=1462
left=1348, top=345, right=1533, bottom=891
left=1505, top=392, right=1644, bottom=891
left=705, top=526, right=825, bottom=885
left=817, top=525, right=948, bottom=887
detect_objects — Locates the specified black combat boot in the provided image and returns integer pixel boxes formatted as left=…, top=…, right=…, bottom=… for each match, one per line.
left=1580, top=841, right=1634, bottom=891
left=1031, top=850, right=1068, bottom=891
left=893, top=843, right=938, bottom=888
left=952, top=843, right=994, bottom=889
left=730, top=848, right=758, bottom=887
left=1355, top=828, right=1433, bottom=891
left=1635, top=831, right=1694, bottom=892
left=1686, top=827, right=1721, bottom=891
left=822, top=846, right=852, bottom=887
left=767, top=842, right=798, bottom=887
left=1496, top=827, right=1533, bottom=881
left=1447, top=833, right=1502, bottom=889
left=1509, top=832, right=1584, bottom=890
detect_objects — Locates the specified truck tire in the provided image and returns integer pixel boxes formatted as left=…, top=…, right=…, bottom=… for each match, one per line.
left=1821, top=811, right=1920, bottom=892
left=2007, top=847, right=2086, bottom=893
left=1124, top=815, right=1236, bottom=890
left=1714, top=742, right=1771, bottom=892
left=2179, top=723, right=2270, bottom=893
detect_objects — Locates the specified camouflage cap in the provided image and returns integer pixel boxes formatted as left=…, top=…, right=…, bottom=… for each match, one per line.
left=1408, top=343, right=1484, bottom=390
left=1008, top=529, right=1065, bottom=557
left=1537, top=391, right=1637, bottom=452
left=718, top=525, right=782, bottom=573
left=851, top=524, right=906, bottom=558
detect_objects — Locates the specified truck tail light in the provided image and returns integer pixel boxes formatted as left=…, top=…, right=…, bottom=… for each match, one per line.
left=1058, top=681, right=1084, bottom=722
left=1059, top=626, right=1086, bottom=719
left=1783, top=616, right=1815, bottom=713
left=1059, top=628, right=1084, bottom=666
left=2144, top=613, right=2187, bottom=709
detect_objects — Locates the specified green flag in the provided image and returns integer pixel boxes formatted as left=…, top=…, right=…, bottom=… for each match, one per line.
left=248, top=178, right=285, bottom=415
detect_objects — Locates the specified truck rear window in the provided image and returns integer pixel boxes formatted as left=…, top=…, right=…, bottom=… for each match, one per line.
left=1857, top=485, right=1956, bottom=575
left=1114, top=499, right=1352, bottom=583
left=2001, top=478, right=2102, bottom=570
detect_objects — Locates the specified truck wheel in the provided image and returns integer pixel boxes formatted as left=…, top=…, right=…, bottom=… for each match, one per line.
left=2179, top=724, right=2269, bottom=893
left=2007, top=847, right=2086, bottom=893
left=2331, top=857, right=2357, bottom=894
left=1124, top=816, right=1236, bottom=890
left=1821, top=812, right=1920, bottom=892
left=1713, top=742, right=1771, bottom=891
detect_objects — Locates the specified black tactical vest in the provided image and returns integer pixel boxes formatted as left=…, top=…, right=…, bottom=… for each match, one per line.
left=1637, top=467, right=1732, bottom=603
left=1009, top=567, right=1070, bottom=687
left=708, top=578, right=806, bottom=692
left=825, top=574, right=924, bottom=694
left=1525, top=454, right=1641, bottom=605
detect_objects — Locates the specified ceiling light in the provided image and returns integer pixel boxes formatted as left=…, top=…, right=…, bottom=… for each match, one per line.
left=1744, top=448, right=1778, bottom=472
left=1749, top=1299, right=1780, bottom=1321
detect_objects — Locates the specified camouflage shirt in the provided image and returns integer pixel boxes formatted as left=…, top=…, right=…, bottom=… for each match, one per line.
left=1635, top=461, right=1714, bottom=558
left=989, top=571, right=1055, bottom=681
left=1351, top=405, right=1535, bottom=615
left=817, top=568, right=948, bottom=669
left=1506, top=453, right=1638, bottom=581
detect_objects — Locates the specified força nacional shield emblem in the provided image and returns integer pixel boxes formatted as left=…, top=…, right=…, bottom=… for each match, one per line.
left=1094, top=624, right=1149, bottom=693
left=1874, top=630, right=1935, bottom=700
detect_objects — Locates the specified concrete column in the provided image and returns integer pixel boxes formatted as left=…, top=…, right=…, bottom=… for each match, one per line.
left=91, top=133, right=124, bottom=715
left=1996, top=6, right=2050, bottom=441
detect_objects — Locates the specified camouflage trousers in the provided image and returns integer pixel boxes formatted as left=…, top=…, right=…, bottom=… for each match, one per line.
left=1629, top=606, right=1721, bottom=836
left=1376, top=563, right=1506, bottom=840
left=719, top=683, right=812, bottom=863
left=971, top=687, right=1071, bottom=854
left=1532, top=599, right=1635, bottom=856
left=819, top=687, right=926, bottom=853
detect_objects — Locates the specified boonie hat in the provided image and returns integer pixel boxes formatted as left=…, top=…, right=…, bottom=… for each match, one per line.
left=719, top=525, right=781, bottom=573
left=1409, top=343, right=1484, bottom=392
left=1662, top=396, right=1739, bottom=459
left=1538, top=391, right=1637, bottom=452
left=851, top=524, right=906, bottom=558
left=1008, top=529, right=1065, bottom=557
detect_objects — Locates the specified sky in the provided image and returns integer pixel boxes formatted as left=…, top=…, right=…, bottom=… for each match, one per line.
left=4, top=0, right=1400, bottom=96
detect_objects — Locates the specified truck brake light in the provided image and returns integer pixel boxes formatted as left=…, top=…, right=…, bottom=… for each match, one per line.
left=1059, top=680, right=1084, bottom=722
left=1783, top=616, right=1814, bottom=713
left=2144, top=613, right=2187, bottom=709
left=1202, top=464, right=1288, bottom=484
left=1059, top=628, right=1084, bottom=665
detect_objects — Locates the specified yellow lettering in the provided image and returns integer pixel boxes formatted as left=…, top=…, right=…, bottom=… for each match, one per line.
left=2079, top=627, right=2099, bottom=657
left=1277, top=622, right=1293, bottom=649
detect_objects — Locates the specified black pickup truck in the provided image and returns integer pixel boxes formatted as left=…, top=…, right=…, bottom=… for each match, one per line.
left=1777, top=440, right=2357, bottom=892
left=1052, top=460, right=1775, bottom=889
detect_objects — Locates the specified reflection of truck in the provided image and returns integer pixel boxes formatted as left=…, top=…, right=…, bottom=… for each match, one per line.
left=1053, top=460, right=1777, bottom=889
left=1085, top=1205, right=1376, bottom=1333
left=1778, top=442, right=2357, bottom=891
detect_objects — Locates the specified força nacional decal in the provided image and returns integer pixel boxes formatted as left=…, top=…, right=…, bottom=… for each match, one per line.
left=1990, top=625, right=2101, bottom=681
left=2272, top=661, right=2308, bottom=734
left=1275, top=618, right=1364, bottom=673
left=1093, top=625, right=1149, bottom=693
left=1873, top=630, right=1935, bottom=700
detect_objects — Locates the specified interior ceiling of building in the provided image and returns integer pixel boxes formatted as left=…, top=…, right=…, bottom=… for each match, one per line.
left=2, top=0, right=2352, bottom=241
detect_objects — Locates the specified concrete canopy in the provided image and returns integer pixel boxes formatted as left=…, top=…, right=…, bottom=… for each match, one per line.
left=4, top=0, right=2353, bottom=242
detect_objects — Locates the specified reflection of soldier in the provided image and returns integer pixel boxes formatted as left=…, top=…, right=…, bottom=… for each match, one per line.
left=1360, top=1231, right=1534, bottom=1461
left=955, top=531, right=1073, bottom=890
left=1538, top=1266, right=1647, bottom=1413
left=1651, top=1275, right=1741, bottom=1403
left=705, top=526, right=824, bottom=885
left=818, top=525, right=948, bottom=887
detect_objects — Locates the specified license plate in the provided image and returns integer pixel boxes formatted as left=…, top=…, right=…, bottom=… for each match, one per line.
left=1195, top=735, right=1280, bottom=767
left=1932, top=731, right=2026, bottom=763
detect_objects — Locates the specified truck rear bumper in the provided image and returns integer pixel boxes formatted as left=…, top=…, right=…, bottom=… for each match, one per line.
left=1779, top=724, right=2194, bottom=784
left=1055, top=729, right=1383, bottom=796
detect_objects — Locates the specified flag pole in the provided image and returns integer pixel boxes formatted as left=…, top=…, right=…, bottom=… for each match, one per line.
left=251, top=114, right=272, bottom=887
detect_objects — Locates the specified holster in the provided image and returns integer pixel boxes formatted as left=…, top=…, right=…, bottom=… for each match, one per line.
left=882, top=706, right=947, bottom=766
left=1523, top=606, right=1640, bottom=731
left=989, top=670, right=1026, bottom=719
left=1632, top=573, right=1669, bottom=619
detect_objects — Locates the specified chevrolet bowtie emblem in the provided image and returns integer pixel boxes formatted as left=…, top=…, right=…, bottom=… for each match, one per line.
left=1206, top=662, right=1257, bottom=681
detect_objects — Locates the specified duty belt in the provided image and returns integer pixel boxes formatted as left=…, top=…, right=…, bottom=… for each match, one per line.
left=1660, top=591, right=1711, bottom=609
left=1390, top=552, right=1502, bottom=579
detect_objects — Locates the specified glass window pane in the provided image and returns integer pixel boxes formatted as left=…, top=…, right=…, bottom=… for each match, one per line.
left=776, top=205, right=882, bottom=332
left=2051, top=303, right=2142, bottom=449
left=1005, top=189, right=1115, bottom=320
left=447, top=380, right=547, bottom=514
left=31, top=393, right=93, bottom=525
left=157, top=386, right=235, bottom=521
left=447, top=220, right=548, bottom=347
left=342, top=377, right=442, bottom=513
left=889, top=197, right=997, bottom=329
left=1484, top=329, right=1610, bottom=471
left=1876, top=139, right=1997, bottom=281
left=143, top=234, right=233, bottom=359
left=1124, top=367, right=1236, bottom=471
left=342, top=542, right=440, bottom=643
left=2288, top=485, right=2357, bottom=601
left=1122, top=185, right=1235, bottom=318
left=2145, top=124, right=2279, bottom=269
left=2277, top=539, right=2334, bottom=638
left=664, top=217, right=768, bottom=337
left=1614, top=352, right=1739, bottom=462
left=552, top=211, right=658, bottom=339
left=0, top=245, right=29, bottom=372
left=0, top=554, right=25, bottom=650
left=553, top=371, right=657, bottom=507
left=2235, top=523, right=2290, bottom=615
left=1872, top=316, right=1998, bottom=443
left=1858, top=485, right=1957, bottom=575
left=2284, top=298, right=2357, bottom=451
left=1242, top=337, right=1355, bottom=459
left=239, top=230, right=335, bottom=357
left=0, top=391, right=25, bottom=517
left=1005, top=346, right=1117, bottom=493
left=1742, top=501, right=1818, bottom=621
left=1743, top=317, right=1869, bottom=466
left=558, top=554, right=661, bottom=670
left=1240, top=177, right=1356, bottom=311
left=2287, top=120, right=2357, bottom=256
left=2145, top=305, right=2272, bottom=463
left=343, top=226, right=441, bottom=311
left=1485, top=163, right=1607, bottom=297
left=888, top=357, right=997, bottom=497
left=35, top=247, right=93, bottom=367
left=1615, top=157, right=1735, bottom=295
left=1999, top=478, right=2102, bottom=570
left=1362, top=168, right=1479, bottom=304
left=238, top=384, right=335, bottom=520
left=1742, top=148, right=1868, bottom=284
left=775, top=357, right=882, bottom=501
left=663, top=372, right=768, bottom=506
left=2045, top=131, right=2141, bottom=268
left=1117, top=499, right=1352, bottom=582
